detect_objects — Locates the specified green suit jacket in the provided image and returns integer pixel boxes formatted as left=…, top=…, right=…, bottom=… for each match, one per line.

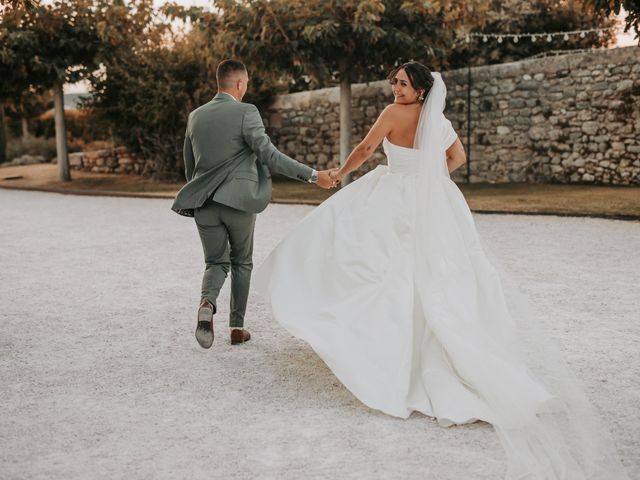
left=171, top=92, right=313, bottom=216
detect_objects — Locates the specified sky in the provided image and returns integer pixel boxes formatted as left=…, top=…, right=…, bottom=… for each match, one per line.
left=65, top=1, right=637, bottom=93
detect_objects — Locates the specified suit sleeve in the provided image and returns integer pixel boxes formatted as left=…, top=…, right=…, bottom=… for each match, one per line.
left=183, top=123, right=195, bottom=181
left=241, top=104, right=313, bottom=182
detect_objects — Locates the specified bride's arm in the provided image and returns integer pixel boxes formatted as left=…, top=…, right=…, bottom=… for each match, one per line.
left=446, top=138, right=467, bottom=173
left=332, top=107, right=394, bottom=180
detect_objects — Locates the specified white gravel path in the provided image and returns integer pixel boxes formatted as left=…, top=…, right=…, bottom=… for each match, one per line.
left=0, top=189, right=638, bottom=480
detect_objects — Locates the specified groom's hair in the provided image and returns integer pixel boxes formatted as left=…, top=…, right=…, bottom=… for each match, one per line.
left=216, top=59, right=247, bottom=88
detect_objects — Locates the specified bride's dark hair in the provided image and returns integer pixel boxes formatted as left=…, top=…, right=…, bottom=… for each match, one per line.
left=387, top=61, right=434, bottom=102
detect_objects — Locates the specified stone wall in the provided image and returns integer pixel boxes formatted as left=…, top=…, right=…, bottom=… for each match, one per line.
left=265, top=46, right=640, bottom=185
left=69, top=147, right=144, bottom=174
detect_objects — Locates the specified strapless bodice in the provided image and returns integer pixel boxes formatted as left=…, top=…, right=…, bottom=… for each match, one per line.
left=383, top=137, right=422, bottom=174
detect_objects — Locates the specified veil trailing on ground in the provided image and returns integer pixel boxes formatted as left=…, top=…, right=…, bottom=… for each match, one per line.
left=411, top=72, right=629, bottom=479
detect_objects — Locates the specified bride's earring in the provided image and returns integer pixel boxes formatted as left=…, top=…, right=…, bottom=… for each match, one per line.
left=418, top=91, right=425, bottom=102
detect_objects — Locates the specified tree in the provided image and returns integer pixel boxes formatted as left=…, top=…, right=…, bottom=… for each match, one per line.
left=211, top=0, right=491, bottom=185
left=583, top=0, right=640, bottom=38
left=84, top=1, right=217, bottom=181
left=0, top=0, right=100, bottom=179
left=0, top=0, right=38, bottom=11
left=12, top=90, right=49, bottom=140
left=1, top=86, right=50, bottom=143
left=84, top=1, right=285, bottom=181
left=448, top=0, right=617, bottom=68
left=0, top=1, right=34, bottom=163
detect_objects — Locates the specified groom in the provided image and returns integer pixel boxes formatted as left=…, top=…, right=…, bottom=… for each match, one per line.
left=172, top=59, right=336, bottom=349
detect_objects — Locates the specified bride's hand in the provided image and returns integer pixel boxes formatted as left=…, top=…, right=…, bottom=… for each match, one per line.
left=316, top=170, right=339, bottom=189
left=329, top=168, right=344, bottom=183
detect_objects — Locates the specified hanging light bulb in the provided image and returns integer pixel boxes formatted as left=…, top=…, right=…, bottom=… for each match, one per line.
left=547, top=34, right=552, bottom=42
left=598, top=30, right=604, bottom=37
left=531, top=35, right=537, bottom=42
left=580, top=31, right=586, bottom=38
left=466, top=34, right=470, bottom=43
left=563, top=33, right=569, bottom=41
left=483, top=35, right=488, bottom=42
left=498, top=36, right=503, bottom=43
left=514, top=35, right=519, bottom=43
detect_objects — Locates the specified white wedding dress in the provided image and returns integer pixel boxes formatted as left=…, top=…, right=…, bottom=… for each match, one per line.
left=254, top=73, right=628, bottom=480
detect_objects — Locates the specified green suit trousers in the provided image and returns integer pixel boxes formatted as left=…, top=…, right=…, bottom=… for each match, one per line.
left=194, top=199, right=256, bottom=328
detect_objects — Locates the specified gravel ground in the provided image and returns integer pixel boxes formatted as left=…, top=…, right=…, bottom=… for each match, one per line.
left=0, top=189, right=638, bottom=480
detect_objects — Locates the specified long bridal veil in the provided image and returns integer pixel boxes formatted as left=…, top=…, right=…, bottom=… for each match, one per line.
left=414, top=72, right=629, bottom=479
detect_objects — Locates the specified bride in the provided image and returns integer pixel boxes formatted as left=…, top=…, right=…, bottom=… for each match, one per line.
left=253, top=62, right=628, bottom=479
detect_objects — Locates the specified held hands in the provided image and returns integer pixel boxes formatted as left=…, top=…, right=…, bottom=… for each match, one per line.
left=329, top=169, right=345, bottom=183
left=316, top=168, right=341, bottom=189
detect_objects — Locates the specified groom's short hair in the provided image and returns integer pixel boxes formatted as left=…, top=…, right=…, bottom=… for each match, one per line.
left=216, top=59, right=247, bottom=88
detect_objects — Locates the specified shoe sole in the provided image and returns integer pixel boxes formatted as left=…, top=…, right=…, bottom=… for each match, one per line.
left=195, top=306, right=214, bottom=349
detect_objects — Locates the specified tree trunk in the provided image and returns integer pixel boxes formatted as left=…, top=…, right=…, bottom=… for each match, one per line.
left=339, top=58, right=352, bottom=187
left=0, top=105, right=7, bottom=164
left=21, top=117, right=30, bottom=140
left=53, top=79, right=70, bottom=182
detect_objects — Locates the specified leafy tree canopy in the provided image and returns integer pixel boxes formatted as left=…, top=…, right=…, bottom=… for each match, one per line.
left=449, top=0, right=618, bottom=68
left=583, top=0, right=640, bottom=37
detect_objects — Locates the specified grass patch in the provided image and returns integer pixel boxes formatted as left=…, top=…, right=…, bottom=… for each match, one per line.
left=459, top=182, right=640, bottom=219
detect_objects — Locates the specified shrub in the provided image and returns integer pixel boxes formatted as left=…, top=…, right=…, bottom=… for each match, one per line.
left=7, top=137, right=57, bottom=161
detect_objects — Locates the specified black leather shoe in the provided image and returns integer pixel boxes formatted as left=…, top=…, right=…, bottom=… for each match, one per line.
left=195, top=300, right=215, bottom=349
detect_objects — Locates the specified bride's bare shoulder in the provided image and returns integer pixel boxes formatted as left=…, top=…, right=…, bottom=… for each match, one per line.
left=382, top=103, right=420, bottom=117
left=379, top=103, right=403, bottom=121
left=382, top=103, right=401, bottom=114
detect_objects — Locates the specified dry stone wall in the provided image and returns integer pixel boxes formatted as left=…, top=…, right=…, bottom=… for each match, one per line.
left=69, top=147, right=143, bottom=174
left=265, top=46, right=639, bottom=185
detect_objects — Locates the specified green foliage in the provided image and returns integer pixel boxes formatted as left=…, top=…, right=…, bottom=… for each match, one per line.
left=3, top=88, right=49, bottom=136
left=161, top=2, right=285, bottom=105
left=0, top=0, right=101, bottom=171
left=583, top=0, right=640, bottom=37
left=85, top=1, right=286, bottom=180
left=0, top=107, right=7, bottom=163
left=31, top=111, right=94, bottom=144
left=449, top=0, right=618, bottom=68
left=6, top=135, right=57, bottom=161
left=0, top=0, right=100, bottom=89
left=0, top=1, right=39, bottom=14
left=84, top=2, right=217, bottom=180
left=0, top=0, right=627, bottom=176
left=212, top=0, right=493, bottom=89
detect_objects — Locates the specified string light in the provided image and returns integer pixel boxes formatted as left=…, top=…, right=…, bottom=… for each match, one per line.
left=467, top=27, right=612, bottom=44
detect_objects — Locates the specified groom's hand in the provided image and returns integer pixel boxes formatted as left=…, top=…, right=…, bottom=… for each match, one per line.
left=316, top=170, right=338, bottom=189
left=329, top=169, right=345, bottom=183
